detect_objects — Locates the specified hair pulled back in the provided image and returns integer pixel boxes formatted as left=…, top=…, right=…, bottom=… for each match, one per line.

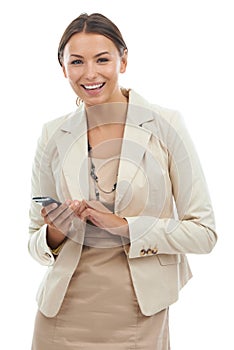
left=58, top=13, right=128, bottom=66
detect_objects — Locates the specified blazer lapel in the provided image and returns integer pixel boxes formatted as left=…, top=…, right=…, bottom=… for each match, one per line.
left=115, top=92, right=154, bottom=213
left=56, top=90, right=154, bottom=208
left=56, top=106, right=90, bottom=200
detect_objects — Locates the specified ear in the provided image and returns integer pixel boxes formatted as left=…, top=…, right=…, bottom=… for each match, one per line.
left=120, top=49, right=128, bottom=73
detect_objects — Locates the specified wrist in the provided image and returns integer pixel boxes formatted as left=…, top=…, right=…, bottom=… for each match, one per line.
left=50, top=240, right=66, bottom=256
left=46, top=225, right=66, bottom=250
left=109, top=215, right=129, bottom=238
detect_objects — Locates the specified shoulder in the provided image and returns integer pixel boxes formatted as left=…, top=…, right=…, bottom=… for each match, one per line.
left=42, top=111, right=75, bottom=138
left=129, top=89, right=184, bottom=128
left=39, top=105, right=83, bottom=142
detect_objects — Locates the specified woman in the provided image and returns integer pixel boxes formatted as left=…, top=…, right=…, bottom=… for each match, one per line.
left=29, top=13, right=217, bottom=350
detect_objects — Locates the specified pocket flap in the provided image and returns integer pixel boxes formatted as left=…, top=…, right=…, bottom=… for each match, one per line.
left=157, top=254, right=181, bottom=265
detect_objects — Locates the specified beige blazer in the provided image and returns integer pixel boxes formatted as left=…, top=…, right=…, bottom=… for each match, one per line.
left=28, top=90, right=217, bottom=317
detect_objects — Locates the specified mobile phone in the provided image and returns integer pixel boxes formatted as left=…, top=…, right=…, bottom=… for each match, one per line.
left=32, top=196, right=61, bottom=207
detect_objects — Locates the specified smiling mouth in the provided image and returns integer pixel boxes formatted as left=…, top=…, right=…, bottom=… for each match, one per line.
left=82, top=83, right=105, bottom=90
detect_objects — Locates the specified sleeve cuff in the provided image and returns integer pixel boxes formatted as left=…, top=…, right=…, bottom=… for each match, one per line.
left=124, top=216, right=159, bottom=258
left=28, top=224, right=55, bottom=266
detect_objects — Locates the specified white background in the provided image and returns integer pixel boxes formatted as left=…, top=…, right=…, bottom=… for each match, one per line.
left=0, top=0, right=233, bottom=349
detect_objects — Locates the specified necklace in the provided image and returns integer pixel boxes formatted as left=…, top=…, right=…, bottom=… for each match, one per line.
left=88, top=142, right=117, bottom=201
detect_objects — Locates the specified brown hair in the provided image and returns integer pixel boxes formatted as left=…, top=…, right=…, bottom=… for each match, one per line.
left=58, top=13, right=128, bottom=66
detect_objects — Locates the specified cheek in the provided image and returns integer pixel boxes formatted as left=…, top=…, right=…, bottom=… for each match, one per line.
left=96, top=56, right=121, bottom=77
left=64, top=66, right=82, bottom=82
left=103, top=63, right=121, bottom=79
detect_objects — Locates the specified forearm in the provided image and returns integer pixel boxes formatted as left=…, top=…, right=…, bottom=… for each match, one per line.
left=125, top=215, right=217, bottom=258
left=80, top=207, right=129, bottom=238
left=107, top=217, right=129, bottom=238
left=46, top=225, right=67, bottom=249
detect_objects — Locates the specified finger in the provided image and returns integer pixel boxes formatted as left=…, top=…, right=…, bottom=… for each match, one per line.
left=80, top=208, right=105, bottom=228
left=69, top=200, right=81, bottom=213
left=69, top=199, right=87, bottom=217
left=75, top=199, right=88, bottom=216
left=49, top=206, right=75, bottom=227
left=42, top=202, right=73, bottom=229
left=45, top=201, right=70, bottom=221
left=41, top=202, right=59, bottom=217
left=54, top=213, right=76, bottom=234
left=79, top=207, right=94, bottom=221
left=48, top=208, right=76, bottom=234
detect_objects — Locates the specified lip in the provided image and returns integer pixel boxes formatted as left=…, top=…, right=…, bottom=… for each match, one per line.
left=81, top=82, right=105, bottom=91
left=80, top=82, right=106, bottom=97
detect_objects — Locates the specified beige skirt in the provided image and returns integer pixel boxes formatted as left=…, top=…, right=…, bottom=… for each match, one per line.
left=32, top=244, right=170, bottom=350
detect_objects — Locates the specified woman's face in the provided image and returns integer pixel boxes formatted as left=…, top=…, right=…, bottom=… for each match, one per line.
left=62, top=32, right=127, bottom=107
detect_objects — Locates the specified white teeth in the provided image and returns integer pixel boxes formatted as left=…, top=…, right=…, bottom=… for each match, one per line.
left=84, top=83, right=103, bottom=90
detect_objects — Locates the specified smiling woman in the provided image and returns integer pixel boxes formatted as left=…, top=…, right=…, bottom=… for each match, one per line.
left=61, top=32, right=128, bottom=106
left=28, top=12, right=217, bottom=350
left=57, top=13, right=128, bottom=107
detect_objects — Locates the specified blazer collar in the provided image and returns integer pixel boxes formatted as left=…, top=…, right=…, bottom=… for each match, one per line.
left=60, top=89, right=154, bottom=132
left=113, top=90, right=154, bottom=211
left=60, top=103, right=86, bottom=135
left=56, top=105, right=89, bottom=200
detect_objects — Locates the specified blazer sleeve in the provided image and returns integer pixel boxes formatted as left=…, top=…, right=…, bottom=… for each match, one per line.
left=28, top=124, right=56, bottom=266
left=125, top=112, right=218, bottom=258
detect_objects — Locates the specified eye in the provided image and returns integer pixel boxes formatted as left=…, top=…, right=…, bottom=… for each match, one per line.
left=71, top=59, right=83, bottom=65
left=97, top=57, right=109, bottom=63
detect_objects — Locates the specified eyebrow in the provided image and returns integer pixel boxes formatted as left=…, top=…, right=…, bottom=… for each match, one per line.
left=70, top=51, right=111, bottom=59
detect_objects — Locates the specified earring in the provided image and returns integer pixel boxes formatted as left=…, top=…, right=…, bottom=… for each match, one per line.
left=76, top=96, right=83, bottom=106
left=120, top=87, right=129, bottom=100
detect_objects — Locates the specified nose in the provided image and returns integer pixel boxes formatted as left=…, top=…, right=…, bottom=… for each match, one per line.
left=85, top=62, right=98, bottom=80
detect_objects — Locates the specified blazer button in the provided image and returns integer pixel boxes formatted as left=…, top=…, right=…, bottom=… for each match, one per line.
left=152, top=248, right=158, bottom=255
left=147, top=249, right=152, bottom=255
left=140, top=249, right=147, bottom=256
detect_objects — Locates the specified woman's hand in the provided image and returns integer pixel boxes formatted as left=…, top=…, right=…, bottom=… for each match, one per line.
left=79, top=203, right=129, bottom=238
left=41, top=198, right=129, bottom=249
left=41, top=199, right=83, bottom=249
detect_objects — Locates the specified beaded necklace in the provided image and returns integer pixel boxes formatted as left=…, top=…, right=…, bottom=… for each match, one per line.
left=88, top=141, right=117, bottom=201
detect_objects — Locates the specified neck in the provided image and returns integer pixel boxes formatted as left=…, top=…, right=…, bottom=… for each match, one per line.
left=86, top=100, right=128, bottom=130
left=85, top=88, right=129, bottom=130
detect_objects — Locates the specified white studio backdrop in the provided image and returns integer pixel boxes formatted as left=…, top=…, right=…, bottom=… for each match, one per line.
left=0, top=0, right=233, bottom=349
